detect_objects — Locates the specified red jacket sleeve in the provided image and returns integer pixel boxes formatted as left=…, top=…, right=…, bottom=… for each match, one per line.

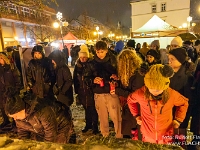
left=127, top=90, right=140, bottom=117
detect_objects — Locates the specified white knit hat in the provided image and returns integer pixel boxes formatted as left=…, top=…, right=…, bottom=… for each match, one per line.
left=79, top=44, right=89, bottom=58
left=171, top=36, right=183, bottom=47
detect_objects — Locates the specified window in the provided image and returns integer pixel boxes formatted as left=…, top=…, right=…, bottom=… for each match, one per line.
left=161, top=3, right=166, bottom=12
left=9, top=3, right=17, bottom=14
left=152, top=4, right=156, bottom=13
left=21, top=7, right=30, bottom=17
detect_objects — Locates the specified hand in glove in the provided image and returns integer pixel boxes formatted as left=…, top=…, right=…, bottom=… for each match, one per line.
left=136, top=116, right=142, bottom=125
left=173, top=120, right=181, bottom=129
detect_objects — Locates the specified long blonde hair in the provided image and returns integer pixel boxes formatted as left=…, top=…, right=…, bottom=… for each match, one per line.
left=117, top=49, right=142, bottom=87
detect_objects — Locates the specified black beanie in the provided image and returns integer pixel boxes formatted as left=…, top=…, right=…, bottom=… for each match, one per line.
left=169, top=48, right=187, bottom=64
left=146, top=49, right=160, bottom=60
left=5, top=95, right=25, bottom=115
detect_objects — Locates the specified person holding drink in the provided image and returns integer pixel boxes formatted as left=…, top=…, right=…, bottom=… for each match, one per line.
left=93, top=41, right=122, bottom=138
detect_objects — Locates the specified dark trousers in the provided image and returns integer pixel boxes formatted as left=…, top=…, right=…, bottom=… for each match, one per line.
left=83, top=106, right=98, bottom=130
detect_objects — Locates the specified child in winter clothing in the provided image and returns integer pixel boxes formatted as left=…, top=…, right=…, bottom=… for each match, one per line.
left=73, top=45, right=99, bottom=134
left=0, top=52, right=22, bottom=129
left=127, top=64, right=188, bottom=144
left=93, top=41, right=122, bottom=138
left=113, top=49, right=144, bottom=139
left=26, top=45, right=55, bottom=99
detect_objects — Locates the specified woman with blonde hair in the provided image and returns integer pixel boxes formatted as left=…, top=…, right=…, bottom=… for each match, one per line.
left=110, top=49, right=145, bottom=139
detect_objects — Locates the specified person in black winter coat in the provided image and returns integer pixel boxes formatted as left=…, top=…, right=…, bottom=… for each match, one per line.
left=92, top=41, right=122, bottom=138
left=5, top=92, right=73, bottom=144
left=168, top=47, right=195, bottom=148
left=73, top=44, right=99, bottom=134
left=111, top=49, right=144, bottom=139
left=26, top=45, right=55, bottom=99
left=0, top=52, right=22, bottom=128
left=62, top=45, right=69, bottom=65
left=48, top=50, right=73, bottom=107
left=71, top=45, right=80, bottom=67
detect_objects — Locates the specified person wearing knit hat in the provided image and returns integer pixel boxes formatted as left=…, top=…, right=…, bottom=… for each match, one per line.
left=5, top=93, right=73, bottom=144
left=127, top=64, right=188, bottom=144
left=168, top=47, right=195, bottom=148
left=126, top=39, right=136, bottom=49
left=150, top=40, right=160, bottom=51
left=168, top=48, right=187, bottom=67
left=170, top=36, right=183, bottom=50
left=27, top=45, right=54, bottom=99
left=79, top=44, right=90, bottom=58
left=146, top=49, right=160, bottom=66
left=73, top=45, right=99, bottom=134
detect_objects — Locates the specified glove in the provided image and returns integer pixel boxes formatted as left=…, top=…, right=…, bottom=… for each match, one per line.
left=53, top=85, right=59, bottom=95
left=136, top=116, right=142, bottom=125
left=138, top=62, right=149, bottom=76
left=173, top=120, right=181, bottom=129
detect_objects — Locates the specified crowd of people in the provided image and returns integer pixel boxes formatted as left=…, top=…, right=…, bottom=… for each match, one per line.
left=0, top=37, right=200, bottom=149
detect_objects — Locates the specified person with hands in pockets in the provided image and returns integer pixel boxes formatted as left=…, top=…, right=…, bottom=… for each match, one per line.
left=92, top=41, right=122, bottom=138
left=127, top=64, right=188, bottom=144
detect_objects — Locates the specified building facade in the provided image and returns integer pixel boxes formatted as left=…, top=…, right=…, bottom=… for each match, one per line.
left=0, top=1, right=56, bottom=50
left=70, top=15, right=110, bottom=40
left=130, top=0, right=190, bottom=32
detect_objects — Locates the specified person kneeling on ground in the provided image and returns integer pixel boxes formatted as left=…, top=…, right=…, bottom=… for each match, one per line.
left=5, top=92, right=73, bottom=144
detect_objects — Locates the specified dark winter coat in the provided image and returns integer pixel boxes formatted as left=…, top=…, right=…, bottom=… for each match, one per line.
left=115, top=70, right=144, bottom=136
left=55, top=65, right=73, bottom=107
left=190, top=62, right=200, bottom=135
left=169, top=65, right=194, bottom=128
left=62, top=47, right=69, bottom=59
left=0, top=64, right=22, bottom=107
left=73, top=58, right=96, bottom=107
left=26, top=57, right=55, bottom=98
left=92, top=51, right=117, bottom=94
left=48, top=50, right=73, bottom=107
left=15, top=95, right=72, bottom=144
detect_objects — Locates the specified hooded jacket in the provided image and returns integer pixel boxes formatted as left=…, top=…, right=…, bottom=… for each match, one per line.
left=15, top=95, right=72, bottom=143
left=48, top=50, right=73, bottom=107
left=127, top=86, right=188, bottom=144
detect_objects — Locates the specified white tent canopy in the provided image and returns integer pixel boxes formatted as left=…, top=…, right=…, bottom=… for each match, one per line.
left=132, top=15, right=187, bottom=37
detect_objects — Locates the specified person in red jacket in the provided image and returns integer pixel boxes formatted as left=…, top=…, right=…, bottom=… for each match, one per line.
left=127, top=64, right=188, bottom=144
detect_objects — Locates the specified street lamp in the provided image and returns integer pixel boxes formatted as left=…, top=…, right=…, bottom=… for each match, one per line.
left=96, top=26, right=99, bottom=40
left=108, top=32, right=115, bottom=40
left=94, top=26, right=103, bottom=40
left=187, top=16, right=192, bottom=32
left=54, top=11, right=68, bottom=49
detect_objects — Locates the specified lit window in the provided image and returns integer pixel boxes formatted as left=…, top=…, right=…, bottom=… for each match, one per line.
left=152, top=4, right=156, bottom=13
left=161, top=3, right=166, bottom=12
left=9, top=4, right=17, bottom=14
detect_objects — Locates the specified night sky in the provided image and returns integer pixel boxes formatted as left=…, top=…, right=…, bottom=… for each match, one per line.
left=50, top=0, right=131, bottom=28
